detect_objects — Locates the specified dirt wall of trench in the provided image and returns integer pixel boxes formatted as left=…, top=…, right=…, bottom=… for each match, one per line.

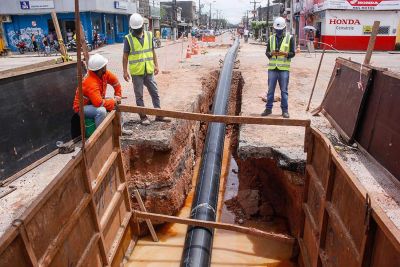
left=121, top=70, right=244, bottom=233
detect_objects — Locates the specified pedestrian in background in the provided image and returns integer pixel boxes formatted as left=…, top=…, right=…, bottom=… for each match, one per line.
left=122, top=13, right=170, bottom=125
left=31, top=34, right=38, bottom=52
left=261, top=17, right=295, bottom=119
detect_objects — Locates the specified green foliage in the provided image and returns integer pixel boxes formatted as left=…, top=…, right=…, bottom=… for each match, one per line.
left=395, top=43, right=400, bottom=51
left=251, top=21, right=267, bottom=30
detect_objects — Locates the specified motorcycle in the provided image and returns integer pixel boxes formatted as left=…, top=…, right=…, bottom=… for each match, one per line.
left=16, top=40, right=28, bottom=54
left=66, top=39, right=92, bottom=52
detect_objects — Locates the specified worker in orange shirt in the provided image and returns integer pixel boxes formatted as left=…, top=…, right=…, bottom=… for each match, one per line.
left=73, top=53, right=122, bottom=127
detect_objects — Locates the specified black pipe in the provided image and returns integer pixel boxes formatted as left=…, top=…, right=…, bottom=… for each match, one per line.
left=181, top=38, right=240, bottom=267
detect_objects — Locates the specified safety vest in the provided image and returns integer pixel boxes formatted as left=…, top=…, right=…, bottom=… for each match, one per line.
left=125, top=31, right=155, bottom=76
left=268, top=33, right=292, bottom=71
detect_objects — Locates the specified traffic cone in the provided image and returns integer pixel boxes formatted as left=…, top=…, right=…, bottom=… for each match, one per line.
left=296, top=44, right=301, bottom=54
left=186, top=45, right=192, bottom=59
left=193, top=43, right=199, bottom=55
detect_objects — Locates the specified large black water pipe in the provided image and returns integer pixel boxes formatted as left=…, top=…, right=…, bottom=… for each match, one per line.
left=181, top=38, right=240, bottom=267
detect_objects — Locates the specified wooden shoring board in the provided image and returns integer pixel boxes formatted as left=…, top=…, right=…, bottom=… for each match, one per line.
left=133, top=210, right=295, bottom=245
left=0, top=112, right=136, bottom=267
left=300, top=127, right=400, bottom=267
left=118, top=105, right=310, bottom=127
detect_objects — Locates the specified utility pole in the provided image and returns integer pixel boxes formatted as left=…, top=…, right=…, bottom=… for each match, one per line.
left=198, top=0, right=201, bottom=26
left=266, top=0, right=270, bottom=38
left=209, top=3, right=212, bottom=29
left=250, top=0, right=260, bottom=20
left=173, top=0, right=177, bottom=40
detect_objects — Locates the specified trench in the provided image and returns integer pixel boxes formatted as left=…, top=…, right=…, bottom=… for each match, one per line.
left=124, top=68, right=305, bottom=266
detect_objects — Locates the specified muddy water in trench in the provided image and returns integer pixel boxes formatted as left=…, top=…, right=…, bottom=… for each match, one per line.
left=126, top=137, right=294, bottom=267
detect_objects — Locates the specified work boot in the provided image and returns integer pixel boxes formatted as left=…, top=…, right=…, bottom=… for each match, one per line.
left=155, top=116, right=171, bottom=122
left=282, top=112, right=290, bottom=119
left=261, top=109, right=272, bottom=116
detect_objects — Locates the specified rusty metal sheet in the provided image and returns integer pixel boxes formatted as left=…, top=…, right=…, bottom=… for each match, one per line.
left=356, top=70, right=400, bottom=180
left=322, top=58, right=373, bottom=143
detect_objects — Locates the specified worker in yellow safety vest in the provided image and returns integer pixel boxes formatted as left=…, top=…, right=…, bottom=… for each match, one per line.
left=122, top=13, right=170, bottom=125
left=261, top=17, right=295, bottom=119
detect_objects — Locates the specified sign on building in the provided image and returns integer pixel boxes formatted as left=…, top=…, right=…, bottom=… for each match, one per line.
left=20, top=1, right=55, bottom=10
left=114, top=1, right=128, bottom=10
left=314, top=0, right=400, bottom=11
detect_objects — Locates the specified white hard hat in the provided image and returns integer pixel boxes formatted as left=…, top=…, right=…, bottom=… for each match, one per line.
left=88, top=53, right=108, bottom=71
left=129, top=13, right=144, bottom=29
left=273, top=17, right=286, bottom=30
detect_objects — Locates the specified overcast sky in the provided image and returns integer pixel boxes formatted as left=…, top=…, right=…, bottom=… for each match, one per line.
left=177, top=0, right=271, bottom=24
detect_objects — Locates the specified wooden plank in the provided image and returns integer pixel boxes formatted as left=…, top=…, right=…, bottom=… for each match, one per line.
left=303, top=204, right=319, bottom=237
left=133, top=190, right=159, bottom=242
left=76, top=233, right=101, bottom=267
left=107, top=212, right=132, bottom=264
left=13, top=220, right=39, bottom=267
left=298, top=237, right=312, bottom=267
left=134, top=210, right=296, bottom=244
left=337, top=57, right=372, bottom=75
left=306, top=165, right=325, bottom=197
left=38, top=194, right=92, bottom=266
left=100, top=183, right=126, bottom=231
left=85, top=111, right=116, bottom=152
left=325, top=202, right=361, bottom=260
left=92, top=150, right=118, bottom=192
left=118, top=105, right=310, bottom=127
left=363, top=21, right=380, bottom=65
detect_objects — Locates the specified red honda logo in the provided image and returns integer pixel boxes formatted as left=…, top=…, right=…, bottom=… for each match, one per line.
left=346, top=0, right=383, bottom=6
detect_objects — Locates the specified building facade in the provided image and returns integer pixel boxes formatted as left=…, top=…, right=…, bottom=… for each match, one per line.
left=0, top=0, right=137, bottom=51
left=293, top=0, right=400, bottom=50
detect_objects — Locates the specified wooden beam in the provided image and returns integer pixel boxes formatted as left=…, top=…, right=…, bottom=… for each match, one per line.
left=118, top=105, right=310, bottom=127
left=133, top=210, right=295, bottom=244
left=76, top=233, right=100, bottom=267
left=363, top=21, right=380, bottom=65
left=50, top=12, right=68, bottom=61
left=133, top=190, right=159, bottom=242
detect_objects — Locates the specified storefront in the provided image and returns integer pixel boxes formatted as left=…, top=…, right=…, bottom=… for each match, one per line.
left=0, top=0, right=134, bottom=51
left=312, top=0, right=400, bottom=50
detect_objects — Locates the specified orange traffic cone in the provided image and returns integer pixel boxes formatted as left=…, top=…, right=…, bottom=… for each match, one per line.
left=186, top=45, right=192, bottom=59
left=193, top=43, right=199, bottom=55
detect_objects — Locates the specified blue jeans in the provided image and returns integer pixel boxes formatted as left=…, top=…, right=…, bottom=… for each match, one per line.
left=84, top=105, right=107, bottom=127
left=266, top=69, right=289, bottom=113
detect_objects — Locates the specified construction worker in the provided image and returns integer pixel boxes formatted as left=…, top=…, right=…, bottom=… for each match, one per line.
left=261, top=17, right=295, bottom=119
left=123, top=13, right=170, bottom=125
left=72, top=53, right=122, bottom=127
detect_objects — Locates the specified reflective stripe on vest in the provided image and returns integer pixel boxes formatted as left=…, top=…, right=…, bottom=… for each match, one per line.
left=268, top=33, right=292, bottom=71
left=126, top=31, right=155, bottom=75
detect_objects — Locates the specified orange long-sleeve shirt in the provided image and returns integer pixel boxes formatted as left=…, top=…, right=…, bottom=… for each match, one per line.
left=73, top=70, right=122, bottom=113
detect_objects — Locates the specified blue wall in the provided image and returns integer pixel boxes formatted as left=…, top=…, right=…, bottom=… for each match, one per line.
left=4, top=12, right=128, bottom=51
